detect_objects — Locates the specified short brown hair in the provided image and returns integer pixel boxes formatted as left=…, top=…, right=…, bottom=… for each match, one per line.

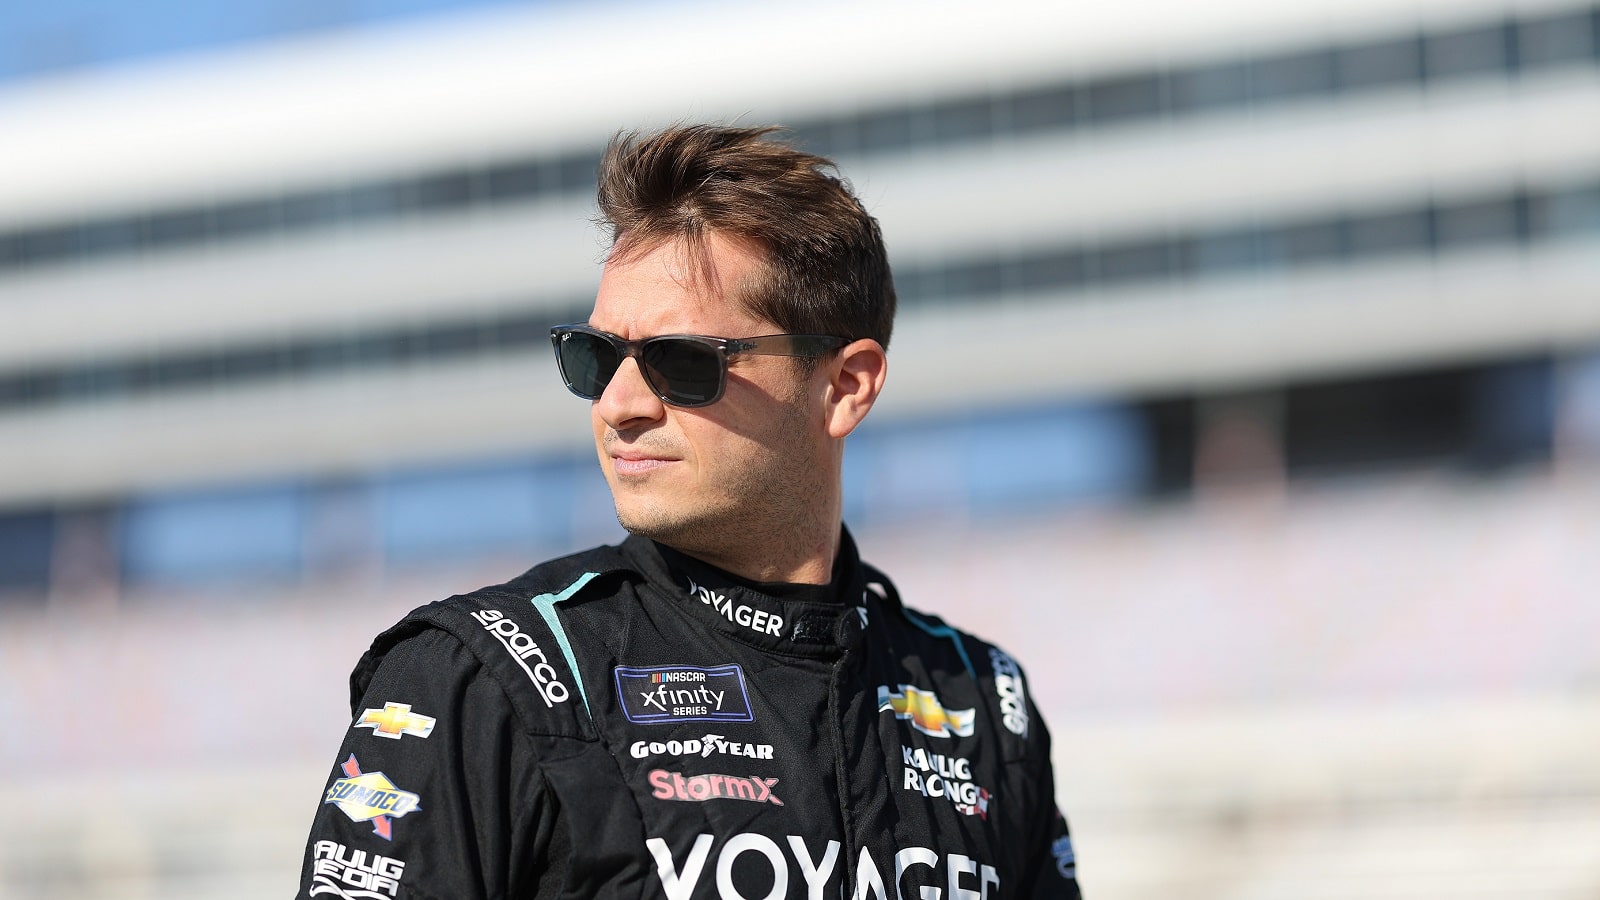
left=596, top=124, right=896, bottom=348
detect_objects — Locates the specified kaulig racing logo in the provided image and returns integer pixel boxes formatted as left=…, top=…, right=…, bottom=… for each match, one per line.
left=900, top=747, right=991, bottom=819
left=471, top=608, right=569, bottom=708
left=645, top=832, right=999, bottom=900
left=631, top=733, right=775, bottom=761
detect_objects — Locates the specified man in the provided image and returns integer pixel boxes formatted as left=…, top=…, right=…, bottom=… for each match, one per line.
left=297, top=124, right=1082, bottom=900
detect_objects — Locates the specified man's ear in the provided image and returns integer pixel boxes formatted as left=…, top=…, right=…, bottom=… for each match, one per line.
left=823, top=339, right=888, bottom=439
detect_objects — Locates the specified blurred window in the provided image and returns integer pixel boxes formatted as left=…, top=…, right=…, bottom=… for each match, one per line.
left=1436, top=195, right=1525, bottom=248
left=1517, top=10, right=1597, bottom=67
left=0, top=510, right=54, bottom=593
left=1535, top=184, right=1600, bottom=235
left=1012, top=249, right=1089, bottom=293
left=122, top=484, right=303, bottom=584
left=1097, top=239, right=1177, bottom=284
left=1006, top=84, right=1079, bottom=134
left=1336, top=35, right=1425, bottom=90
left=1265, top=219, right=1349, bottom=267
left=966, top=403, right=1148, bottom=511
left=928, top=95, right=995, bottom=142
left=1191, top=227, right=1261, bottom=275
left=1424, top=23, right=1514, bottom=80
left=1084, top=73, right=1165, bottom=123
left=1168, top=60, right=1251, bottom=113
left=485, top=160, right=547, bottom=201
left=1251, top=48, right=1338, bottom=102
left=1347, top=208, right=1434, bottom=257
left=857, top=107, right=918, bottom=155
left=378, top=460, right=575, bottom=564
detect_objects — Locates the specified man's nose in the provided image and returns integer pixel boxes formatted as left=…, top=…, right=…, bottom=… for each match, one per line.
left=595, top=357, right=667, bottom=429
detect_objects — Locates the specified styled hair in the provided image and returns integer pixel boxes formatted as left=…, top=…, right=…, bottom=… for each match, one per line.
left=596, top=124, right=895, bottom=349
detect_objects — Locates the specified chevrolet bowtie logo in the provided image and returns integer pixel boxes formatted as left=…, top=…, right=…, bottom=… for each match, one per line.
left=878, top=684, right=975, bottom=738
left=355, top=702, right=437, bottom=740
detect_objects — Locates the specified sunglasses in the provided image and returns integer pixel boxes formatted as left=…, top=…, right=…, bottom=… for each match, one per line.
left=550, top=324, right=847, bottom=408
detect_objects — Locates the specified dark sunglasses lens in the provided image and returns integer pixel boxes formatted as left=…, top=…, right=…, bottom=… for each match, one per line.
left=558, top=331, right=621, bottom=399
left=642, top=338, right=722, bottom=406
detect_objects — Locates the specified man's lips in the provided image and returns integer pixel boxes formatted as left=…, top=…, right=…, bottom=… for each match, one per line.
left=611, top=452, right=678, bottom=476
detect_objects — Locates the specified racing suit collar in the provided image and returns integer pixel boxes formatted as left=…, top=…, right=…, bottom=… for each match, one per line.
left=620, top=527, right=873, bottom=655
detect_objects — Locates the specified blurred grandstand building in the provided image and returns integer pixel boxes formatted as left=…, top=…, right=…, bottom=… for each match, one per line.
left=1, top=0, right=1598, bottom=897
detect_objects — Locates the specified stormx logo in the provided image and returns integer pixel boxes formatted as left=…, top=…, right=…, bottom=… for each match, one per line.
left=616, top=664, right=754, bottom=724
left=471, top=609, right=569, bottom=708
left=648, top=770, right=783, bottom=806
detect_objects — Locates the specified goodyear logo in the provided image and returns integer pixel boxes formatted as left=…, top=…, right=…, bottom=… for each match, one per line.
left=323, top=754, right=421, bottom=840
left=354, top=701, right=436, bottom=740
left=878, top=684, right=975, bottom=739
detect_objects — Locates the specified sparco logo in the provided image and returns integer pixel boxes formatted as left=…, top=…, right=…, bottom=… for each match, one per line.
left=989, top=648, right=1029, bottom=738
left=648, top=770, right=783, bottom=805
left=470, top=609, right=569, bottom=707
left=631, top=733, right=775, bottom=761
left=309, top=840, right=405, bottom=899
left=646, top=833, right=999, bottom=900
left=687, top=578, right=785, bottom=637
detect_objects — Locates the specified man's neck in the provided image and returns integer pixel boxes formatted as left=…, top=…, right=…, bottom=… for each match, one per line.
left=662, top=526, right=840, bottom=586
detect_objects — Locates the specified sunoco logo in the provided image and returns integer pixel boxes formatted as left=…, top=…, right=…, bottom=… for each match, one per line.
left=471, top=609, right=569, bottom=708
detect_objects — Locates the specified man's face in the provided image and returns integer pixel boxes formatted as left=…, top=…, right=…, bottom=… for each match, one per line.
left=586, top=234, right=828, bottom=554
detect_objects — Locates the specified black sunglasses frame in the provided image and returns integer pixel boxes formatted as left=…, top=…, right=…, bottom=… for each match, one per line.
left=550, top=324, right=848, bottom=408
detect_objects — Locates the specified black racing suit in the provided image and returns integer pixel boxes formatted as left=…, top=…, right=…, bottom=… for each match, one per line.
left=296, top=529, right=1082, bottom=900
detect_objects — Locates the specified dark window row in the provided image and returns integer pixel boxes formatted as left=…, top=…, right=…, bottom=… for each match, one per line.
left=1, top=4, right=1596, bottom=274
left=0, top=353, right=1571, bottom=597
left=1, top=177, right=1596, bottom=413
left=794, top=6, right=1600, bottom=158
left=0, top=299, right=589, bottom=411
left=0, top=396, right=1145, bottom=594
left=900, top=180, right=1599, bottom=303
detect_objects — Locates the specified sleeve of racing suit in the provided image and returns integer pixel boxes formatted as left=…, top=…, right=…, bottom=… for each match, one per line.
left=295, top=628, right=566, bottom=900
left=1019, top=697, right=1083, bottom=899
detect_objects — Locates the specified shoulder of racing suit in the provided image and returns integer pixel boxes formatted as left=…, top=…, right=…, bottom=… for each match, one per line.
left=349, top=542, right=639, bottom=741
left=864, top=562, right=1041, bottom=766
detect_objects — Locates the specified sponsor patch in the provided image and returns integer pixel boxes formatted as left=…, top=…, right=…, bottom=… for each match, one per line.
left=323, top=754, right=421, bottom=841
left=616, top=664, right=753, bottom=724
left=878, top=684, right=975, bottom=738
left=1052, top=835, right=1077, bottom=878
left=353, top=702, right=436, bottom=741
left=470, top=608, right=571, bottom=708
left=989, top=648, right=1029, bottom=738
left=630, top=733, right=775, bottom=761
left=687, top=578, right=785, bottom=637
left=308, top=839, right=406, bottom=899
left=899, top=747, right=992, bottom=818
left=648, top=769, right=783, bottom=805
left=645, top=833, right=999, bottom=900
